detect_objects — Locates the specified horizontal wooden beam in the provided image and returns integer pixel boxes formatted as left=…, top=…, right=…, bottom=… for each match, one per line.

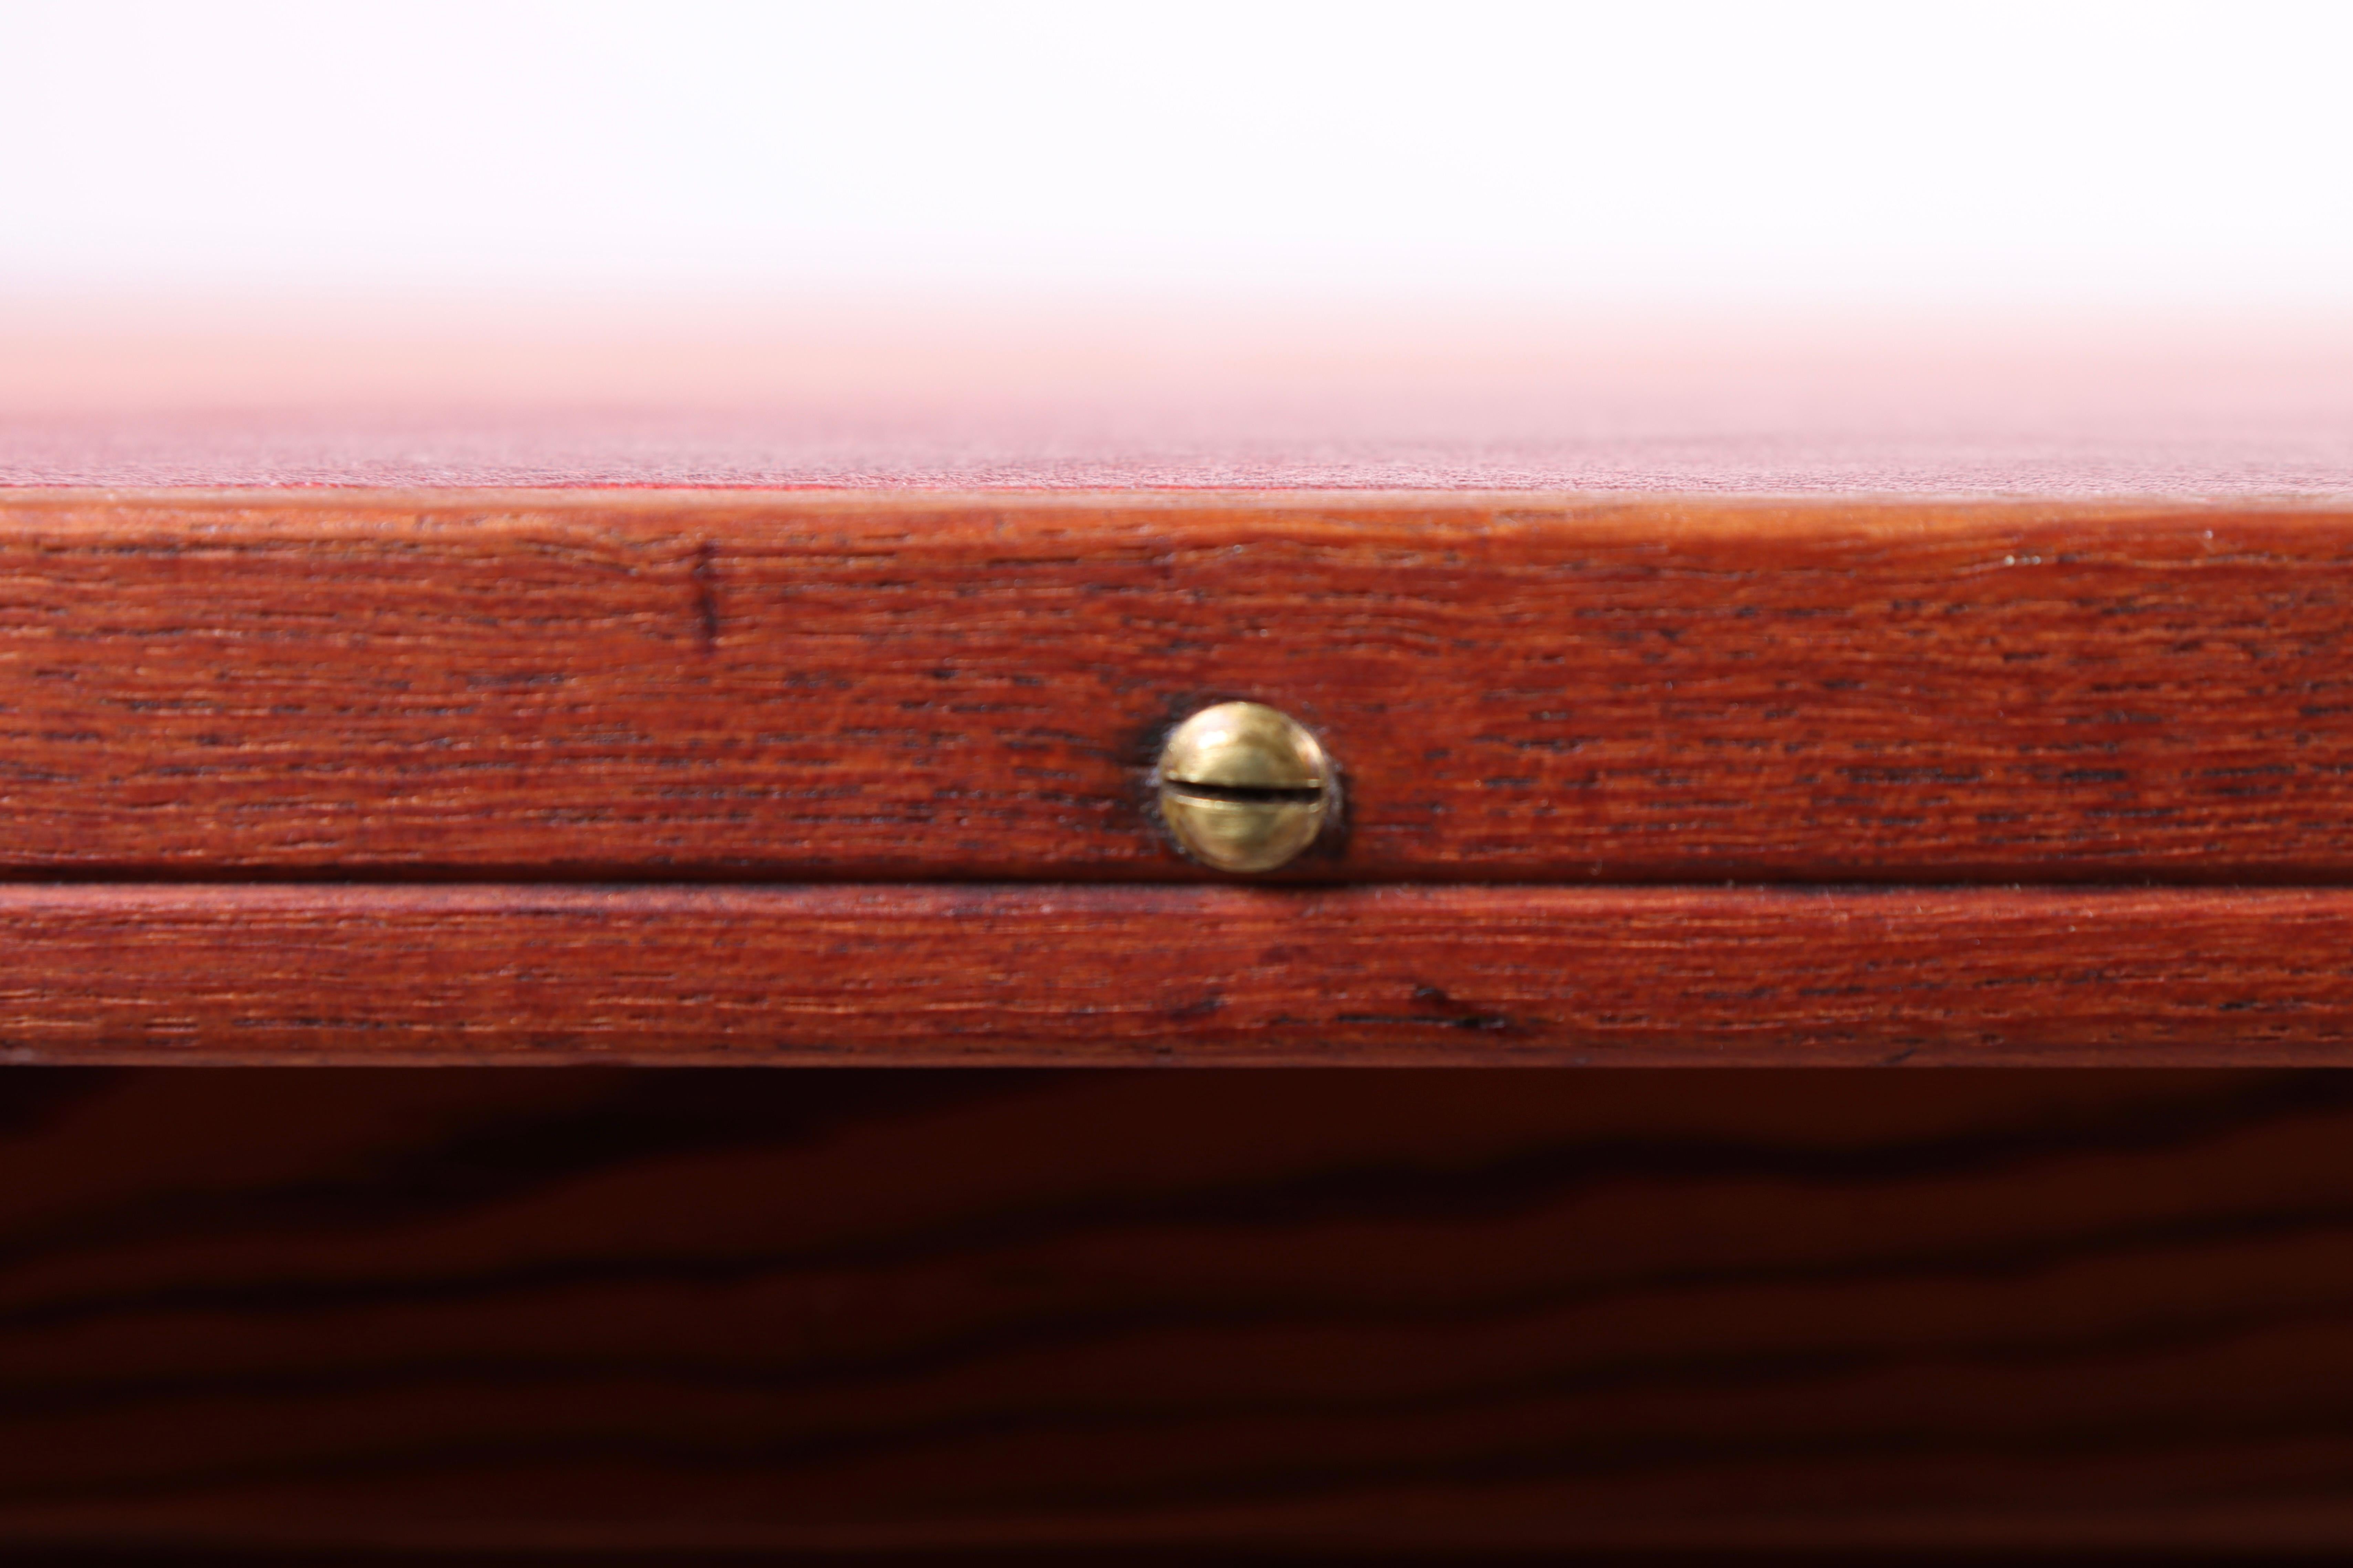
left=8, top=491, right=2353, bottom=882
left=5, top=883, right=2352, bottom=1064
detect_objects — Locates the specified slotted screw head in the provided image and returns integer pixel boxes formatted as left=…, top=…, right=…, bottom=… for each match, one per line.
left=1154, top=701, right=1335, bottom=873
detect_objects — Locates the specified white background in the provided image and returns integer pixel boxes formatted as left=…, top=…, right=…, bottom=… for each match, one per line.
left=2, top=0, right=2350, bottom=307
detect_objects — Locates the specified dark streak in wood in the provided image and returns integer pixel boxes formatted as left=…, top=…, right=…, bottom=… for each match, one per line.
left=691, top=540, right=719, bottom=656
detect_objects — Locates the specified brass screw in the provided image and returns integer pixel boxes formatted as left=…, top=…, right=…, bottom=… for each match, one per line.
left=1154, top=701, right=1336, bottom=873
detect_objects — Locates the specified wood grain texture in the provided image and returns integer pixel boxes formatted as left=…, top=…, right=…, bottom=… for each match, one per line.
left=8, top=490, right=2353, bottom=881
left=4, top=883, right=2353, bottom=1065
left=12, top=1067, right=2353, bottom=1553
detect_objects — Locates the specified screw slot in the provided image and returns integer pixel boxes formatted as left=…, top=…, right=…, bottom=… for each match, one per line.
left=1153, top=701, right=1336, bottom=873
left=1161, top=782, right=1325, bottom=805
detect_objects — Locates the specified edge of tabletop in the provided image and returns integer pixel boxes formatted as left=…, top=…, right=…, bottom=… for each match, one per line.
left=4, top=486, right=2353, bottom=546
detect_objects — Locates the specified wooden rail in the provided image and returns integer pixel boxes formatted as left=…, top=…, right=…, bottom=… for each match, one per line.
left=0, top=883, right=2345, bottom=1065
left=5, top=491, right=2353, bottom=883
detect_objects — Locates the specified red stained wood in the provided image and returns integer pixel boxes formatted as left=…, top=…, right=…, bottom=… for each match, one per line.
left=0, top=882, right=2349, bottom=1065
left=7, top=490, right=2353, bottom=881
left=10, top=1067, right=2353, bottom=1551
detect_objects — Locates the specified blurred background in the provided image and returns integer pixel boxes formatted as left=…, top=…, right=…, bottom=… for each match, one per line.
left=2, top=0, right=2350, bottom=485
left=9, top=0, right=2352, bottom=304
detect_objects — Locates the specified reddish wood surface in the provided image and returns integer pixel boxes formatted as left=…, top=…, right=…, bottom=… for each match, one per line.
left=10, top=403, right=2352, bottom=493
left=8, top=491, right=2353, bottom=881
left=1, top=883, right=2350, bottom=1065
left=12, top=1067, right=2353, bottom=1553
left=5, top=303, right=2352, bottom=494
